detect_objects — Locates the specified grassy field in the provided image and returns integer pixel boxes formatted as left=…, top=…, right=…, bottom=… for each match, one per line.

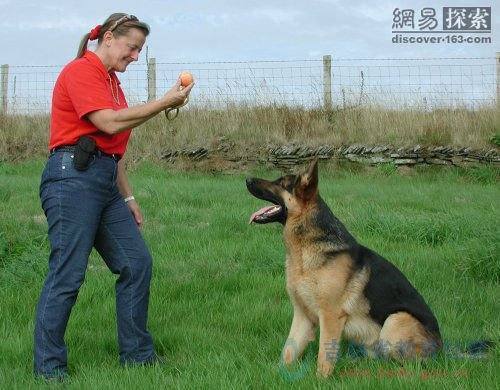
left=0, top=160, right=498, bottom=389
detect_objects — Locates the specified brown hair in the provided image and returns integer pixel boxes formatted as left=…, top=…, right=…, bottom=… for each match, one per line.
left=76, top=13, right=150, bottom=59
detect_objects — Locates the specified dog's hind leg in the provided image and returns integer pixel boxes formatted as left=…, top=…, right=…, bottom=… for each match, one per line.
left=282, top=302, right=315, bottom=366
left=317, top=309, right=347, bottom=378
left=377, top=311, right=439, bottom=359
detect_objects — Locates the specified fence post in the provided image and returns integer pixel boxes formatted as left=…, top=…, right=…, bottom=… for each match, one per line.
left=1, top=64, right=8, bottom=114
left=323, top=55, right=332, bottom=110
left=147, top=57, right=156, bottom=102
left=496, top=52, right=500, bottom=108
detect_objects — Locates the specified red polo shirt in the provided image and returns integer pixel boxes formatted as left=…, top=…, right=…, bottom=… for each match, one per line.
left=49, top=51, right=131, bottom=156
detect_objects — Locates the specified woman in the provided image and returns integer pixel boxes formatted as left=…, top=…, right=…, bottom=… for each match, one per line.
left=34, top=13, right=193, bottom=379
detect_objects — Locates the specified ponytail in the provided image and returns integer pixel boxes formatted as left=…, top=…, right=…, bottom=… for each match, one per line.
left=76, top=32, right=91, bottom=59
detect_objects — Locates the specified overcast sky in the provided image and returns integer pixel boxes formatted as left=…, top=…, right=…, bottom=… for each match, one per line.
left=1, top=0, right=497, bottom=66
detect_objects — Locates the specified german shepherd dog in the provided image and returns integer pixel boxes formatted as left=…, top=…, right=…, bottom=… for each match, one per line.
left=246, top=159, right=442, bottom=377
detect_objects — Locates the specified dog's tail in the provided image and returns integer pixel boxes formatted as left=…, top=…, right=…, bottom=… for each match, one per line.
left=447, top=339, right=496, bottom=359
left=462, top=340, right=495, bottom=357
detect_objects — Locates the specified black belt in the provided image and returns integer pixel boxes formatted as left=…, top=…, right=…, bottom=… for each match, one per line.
left=51, top=145, right=121, bottom=161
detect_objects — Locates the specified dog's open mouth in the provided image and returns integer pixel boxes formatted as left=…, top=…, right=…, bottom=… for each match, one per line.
left=249, top=204, right=282, bottom=224
left=246, top=177, right=287, bottom=224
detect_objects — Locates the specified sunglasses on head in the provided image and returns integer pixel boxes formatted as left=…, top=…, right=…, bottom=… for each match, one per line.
left=109, top=14, right=138, bottom=32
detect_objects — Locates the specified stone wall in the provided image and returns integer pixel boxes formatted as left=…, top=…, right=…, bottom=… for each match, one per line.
left=160, top=143, right=499, bottom=170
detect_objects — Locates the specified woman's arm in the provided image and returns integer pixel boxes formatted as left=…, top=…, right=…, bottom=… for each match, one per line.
left=87, top=79, right=194, bottom=134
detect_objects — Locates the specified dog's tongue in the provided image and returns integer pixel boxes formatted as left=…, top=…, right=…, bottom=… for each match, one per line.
left=249, top=205, right=276, bottom=224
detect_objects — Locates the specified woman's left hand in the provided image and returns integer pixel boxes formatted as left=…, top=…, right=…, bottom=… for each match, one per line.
left=126, top=199, right=143, bottom=228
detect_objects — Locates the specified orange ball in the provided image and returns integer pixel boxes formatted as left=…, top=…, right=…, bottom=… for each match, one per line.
left=179, top=71, right=193, bottom=87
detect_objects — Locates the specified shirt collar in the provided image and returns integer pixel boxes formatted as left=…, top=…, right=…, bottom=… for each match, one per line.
left=83, top=50, right=121, bottom=84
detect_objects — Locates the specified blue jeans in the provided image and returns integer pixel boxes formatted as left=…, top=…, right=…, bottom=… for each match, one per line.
left=34, top=150, right=155, bottom=377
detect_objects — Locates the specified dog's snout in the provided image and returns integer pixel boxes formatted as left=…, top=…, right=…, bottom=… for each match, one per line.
left=246, top=178, right=254, bottom=187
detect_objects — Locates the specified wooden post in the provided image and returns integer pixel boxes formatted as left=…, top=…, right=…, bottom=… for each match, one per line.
left=496, top=52, right=500, bottom=109
left=1, top=64, right=8, bottom=114
left=323, top=55, right=332, bottom=110
left=147, top=57, right=156, bottom=102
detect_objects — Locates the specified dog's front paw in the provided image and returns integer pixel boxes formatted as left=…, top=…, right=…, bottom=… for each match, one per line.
left=282, top=346, right=296, bottom=365
left=316, top=361, right=333, bottom=378
left=281, top=338, right=300, bottom=365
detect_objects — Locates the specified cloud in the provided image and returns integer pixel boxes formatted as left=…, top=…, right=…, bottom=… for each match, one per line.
left=251, top=8, right=301, bottom=24
left=0, top=0, right=495, bottom=66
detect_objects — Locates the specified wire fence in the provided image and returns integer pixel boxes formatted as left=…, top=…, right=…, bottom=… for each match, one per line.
left=1, top=55, right=498, bottom=114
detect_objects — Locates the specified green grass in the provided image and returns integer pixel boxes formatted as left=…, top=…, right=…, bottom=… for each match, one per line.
left=0, top=160, right=498, bottom=389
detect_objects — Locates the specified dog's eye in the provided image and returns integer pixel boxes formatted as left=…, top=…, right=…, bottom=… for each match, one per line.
left=282, top=176, right=299, bottom=192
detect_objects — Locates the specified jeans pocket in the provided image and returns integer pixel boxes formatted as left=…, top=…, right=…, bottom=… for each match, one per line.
left=61, top=152, right=73, bottom=174
left=60, top=151, right=95, bottom=176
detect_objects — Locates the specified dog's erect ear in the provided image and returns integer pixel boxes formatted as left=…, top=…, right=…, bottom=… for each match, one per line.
left=297, top=158, right=318, bottom=200
left=305, top=158, right=318, bottom=181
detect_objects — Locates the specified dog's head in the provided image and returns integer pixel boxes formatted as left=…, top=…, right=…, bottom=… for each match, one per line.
left=246, top=159, right=319, bottom=225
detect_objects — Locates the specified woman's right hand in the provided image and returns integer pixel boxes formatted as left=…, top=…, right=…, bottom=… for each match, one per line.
left=162, top=78, right=194, bottom=109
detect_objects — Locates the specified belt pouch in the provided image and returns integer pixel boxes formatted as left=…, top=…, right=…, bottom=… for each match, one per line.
left=73, top=136, right=96, bottom=171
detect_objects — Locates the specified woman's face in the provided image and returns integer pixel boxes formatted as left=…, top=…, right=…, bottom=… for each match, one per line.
left=108, top=28, right=146, bottom=72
